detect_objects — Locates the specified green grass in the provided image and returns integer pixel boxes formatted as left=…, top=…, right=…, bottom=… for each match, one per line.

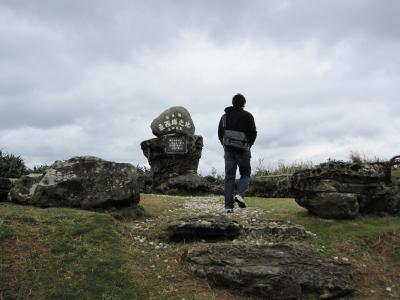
left=0, top=203, right=144, bottom=300
left=246, top=197, right=400, bottom=248
left=1, top=195, right=400, bottom=299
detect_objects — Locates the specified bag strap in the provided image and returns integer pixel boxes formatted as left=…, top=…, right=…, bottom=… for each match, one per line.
left=222, top=114, right=226, bottom=129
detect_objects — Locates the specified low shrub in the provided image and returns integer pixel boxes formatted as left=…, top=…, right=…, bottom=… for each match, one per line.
left=29, top=164, right=51, bottom=174
left=254, top=158, right=314, bottom=177
left=0, top=150, right=27, bottom=178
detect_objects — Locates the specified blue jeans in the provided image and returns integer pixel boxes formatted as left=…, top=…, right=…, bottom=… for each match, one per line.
left=224, top=148, right=251, bottom=209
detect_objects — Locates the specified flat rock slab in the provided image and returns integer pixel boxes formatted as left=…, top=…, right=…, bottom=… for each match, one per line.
left=244, top=219, right=309, bottom=241
left=167, top=215, right=242, bottom=241
left=183, top=243, right=355, bottom=299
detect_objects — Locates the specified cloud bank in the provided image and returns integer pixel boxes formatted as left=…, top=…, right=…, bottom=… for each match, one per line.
left=1, top=0, right=399, bottom=173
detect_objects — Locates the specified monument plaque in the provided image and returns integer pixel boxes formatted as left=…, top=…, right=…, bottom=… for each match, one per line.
left=164, top=135, right=187, bottom=154
left=141, top=106, right=204, bottom=187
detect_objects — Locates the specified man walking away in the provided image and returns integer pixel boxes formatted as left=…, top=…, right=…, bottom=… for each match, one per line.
left=218, top=94, right=257, bottom=212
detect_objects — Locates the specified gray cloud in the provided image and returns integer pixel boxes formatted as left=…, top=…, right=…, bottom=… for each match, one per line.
left=1, top=0, right=399, bottom=173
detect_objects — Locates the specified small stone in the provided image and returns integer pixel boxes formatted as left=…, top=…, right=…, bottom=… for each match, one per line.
left=386, top=287, right=392, bottom=292
left=306, top=230, right=317, bottom=237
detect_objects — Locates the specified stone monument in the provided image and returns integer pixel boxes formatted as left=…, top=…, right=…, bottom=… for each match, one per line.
left=141, top=106, right=207, bottom=193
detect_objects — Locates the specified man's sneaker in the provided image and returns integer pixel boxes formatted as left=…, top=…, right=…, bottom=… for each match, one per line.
left=225, top=208, right=234, bottom=213
left=234, top=194, right=246, bottom=208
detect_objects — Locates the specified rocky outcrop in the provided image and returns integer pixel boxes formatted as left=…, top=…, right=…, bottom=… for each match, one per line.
left=183, top=243, right=355, bottom=299
left=247, top=175, right=291, bottom=198
left=291, top=160, right=400, bottom=219
left=168, top=215, right=241, bottom=241
left=9, top=156, right=140, bottom=209
left=0, top=178, right=13, bottom=201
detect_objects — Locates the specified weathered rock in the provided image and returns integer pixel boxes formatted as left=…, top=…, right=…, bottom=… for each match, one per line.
left=9, top=156, right=140, bottom=209
left=296, top=192, right=360, bottom=219
left=0, top=178, right=13, bottom=201
left=247, top=175, right=291, bottom=198
left=151, top=106, right=195, bottom=137
left=155, top=173, right=221, bottom=195
left=168, top=215, right=242, bottom=241
left=8, top=174, right=42, bottom=203
left=183, top=243, right=355, bottom=299
left=141, top=135, right=203, bottom=186
left=291, top=160, right=400, bottom=219
left=243, top=219, right=308, bottom=241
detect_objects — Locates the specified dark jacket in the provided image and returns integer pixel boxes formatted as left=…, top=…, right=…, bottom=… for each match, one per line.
left=218, top=106, right=257, bottom=147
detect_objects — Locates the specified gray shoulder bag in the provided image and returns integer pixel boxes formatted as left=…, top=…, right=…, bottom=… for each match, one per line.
left=222, top=114, right=249, bottom=151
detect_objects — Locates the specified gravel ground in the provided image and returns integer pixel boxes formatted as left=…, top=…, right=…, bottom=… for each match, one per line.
left=129, top=195, right=312, bottom=246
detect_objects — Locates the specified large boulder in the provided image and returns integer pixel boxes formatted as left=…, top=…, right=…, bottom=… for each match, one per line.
left=183, top=243, right=355, bottom=299
left=9, top=156, right=140, bottom=209
left=151, top=106, right=195, bottom=137
left=0, top=178, right=13, bottom=201
left=291, top=160, right=400, bottom=219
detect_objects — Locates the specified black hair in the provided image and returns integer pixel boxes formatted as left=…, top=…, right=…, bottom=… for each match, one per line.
left=232, top=93, right=246, bottom=107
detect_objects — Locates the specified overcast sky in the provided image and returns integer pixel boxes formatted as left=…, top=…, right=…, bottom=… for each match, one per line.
left=1, top=0, right=399, bottom=174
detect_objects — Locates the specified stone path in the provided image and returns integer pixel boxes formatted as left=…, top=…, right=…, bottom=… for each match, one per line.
left=128, top=195, right=269, bottom=247
left=128, top=195, right=355, bottom=299
left=182, top=195, right=263, bottom=218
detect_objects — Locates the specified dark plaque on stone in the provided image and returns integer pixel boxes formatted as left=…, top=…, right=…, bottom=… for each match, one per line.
left=164, top=135, right=187, bottom=154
